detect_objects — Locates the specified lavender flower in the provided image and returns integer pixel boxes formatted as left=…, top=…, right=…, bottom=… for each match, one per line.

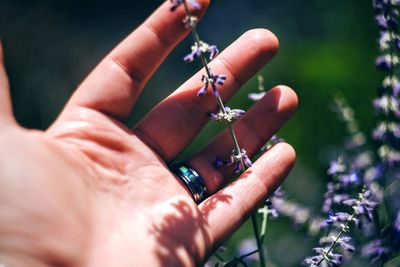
left=231, top=149, right=252, bottom=174
left=208, top=106, right=245, bottom=122
left=376, top=54, right=400, bottom=71
left=382, top=76, right=400, bottom=96
left=373, top=121, right=400, bottom=141
left=184, top=41, right=219, bottom=62
left=197, top=73, right=227, bottom=97
left=327, top=160, right=347, bottom=176
left=395, top=211, right=400, bottom=233
left=170, top=0, right=200, bottom=12
left=361, top=240, right=390, bottom=264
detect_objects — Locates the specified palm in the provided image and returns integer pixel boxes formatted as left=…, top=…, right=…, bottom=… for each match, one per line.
left=0, top=1, right=297, bottom=267
left=1, top=106, right=201, bottom=266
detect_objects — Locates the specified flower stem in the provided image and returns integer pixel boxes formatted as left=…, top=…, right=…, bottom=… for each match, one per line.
left=182, top=0, right=244, bottom=168
left=316, top=212, right=355, bottom=266
left=260, top=206, right=269, bottom=244
left=251, top=214, right=267, bottom=267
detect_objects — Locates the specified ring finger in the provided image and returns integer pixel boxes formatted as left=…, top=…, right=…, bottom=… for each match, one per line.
left=186, top=85, right=298, bottom=194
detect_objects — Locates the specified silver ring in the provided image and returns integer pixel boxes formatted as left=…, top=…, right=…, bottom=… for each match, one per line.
left=172, top=164, right=208, bottom=204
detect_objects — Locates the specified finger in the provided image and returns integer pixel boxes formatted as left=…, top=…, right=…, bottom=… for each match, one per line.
left=134, top=29, right=279, bottom=161
left=0, top=42, right=14, bottom=125
left=65, top=0, right=210, bottom=120
left=199, top=143, right=296, bottom=248
left=187, top=85, right=298, bottom=193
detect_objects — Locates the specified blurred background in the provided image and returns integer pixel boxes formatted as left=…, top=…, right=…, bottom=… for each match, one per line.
left=0, top=0, right=379, bottom=266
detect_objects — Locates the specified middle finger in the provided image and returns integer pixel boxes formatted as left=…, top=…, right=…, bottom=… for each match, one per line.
left=133, top=29, right=279, bottom=162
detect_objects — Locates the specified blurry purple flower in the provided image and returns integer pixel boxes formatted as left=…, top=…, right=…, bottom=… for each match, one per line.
left=395, top=211, right=400, bottom=233
left=303, top=255, right=323, bottom=267
left=373, top=95, right=400, bottom=116
left=375, top=14, right=390, bottom=29
left=333, top=193, right=351, bottom=205
left=352, top=152, right=373, bottom=169
left=321, top=211, right=351, bottom=228
left=326, top=210, right=335, bottom=225
left=237, top=238, right=259, bottom=264
left=337, top=236, right=355, bottom=252
left=339, top=172, right=360, bottom=186
left=248, top=91, right=266, bottom=101
left=373, top=122, right=400, bottom=141
left=304, top=249, right=343, bottom=267
left=376, top=55, right=400, bottom=71
left=327, top=160, right=346, bottom=176
left=378, top=32, right=400, bottom=50
left=362, top=239, right=390, bottom=264
left=378, top=145, right=400, bottom=164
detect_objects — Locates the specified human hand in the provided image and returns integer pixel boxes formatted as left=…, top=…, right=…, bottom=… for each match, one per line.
left=0, top=1, right=297, bottom=266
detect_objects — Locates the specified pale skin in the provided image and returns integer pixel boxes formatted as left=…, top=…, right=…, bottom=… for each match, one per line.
left=0, top=1, right=298, bottom=266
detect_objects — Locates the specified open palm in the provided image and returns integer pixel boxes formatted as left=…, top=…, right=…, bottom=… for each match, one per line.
left=0, top=1, right=297, bottom=266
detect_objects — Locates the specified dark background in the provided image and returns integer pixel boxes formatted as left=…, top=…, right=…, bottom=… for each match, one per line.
left=0, top=0, right=379, bottom=266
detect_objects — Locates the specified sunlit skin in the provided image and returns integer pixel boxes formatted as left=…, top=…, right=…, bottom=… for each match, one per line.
left=0, top=1, right=297, bottom=266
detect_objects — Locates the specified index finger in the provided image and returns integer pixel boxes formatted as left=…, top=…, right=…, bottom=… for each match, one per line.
left=63, top=0, right=209, bottom=120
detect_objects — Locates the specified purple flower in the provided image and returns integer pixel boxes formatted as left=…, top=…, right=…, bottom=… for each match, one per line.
left=395, top=211, right=400, bottom=233
left=184, top=41, right=219, bottom=63
left=184, top=47, right=202, bottom=63
left=339, top=172, right=360, bottom=186
left=326, top=210, right=335, bottom=225
left=170, top=0, right=201, bottom=12
left=374, top=11, right=399, bottom=31
left=373, top=122, right=400, bottom=141
left=376, top=55, right=399, bottom=71
left=373, top=95, right=400, bottom=116
left=327, top=160, right=346, bottom=176
left=208, top=45, right=218, bottom=60
left=213, top=148, right=252, bottom=173
left=230, top=149, right=252, bottom=174
left=337, top=236, right=355, bottom=252
left=303, top=255, right=323, bottom=267
left=197, top=73, right=227, bottom=97
left=362, top=239, right=390, bottom=264
left=304, top=249, right=343, bottom=267
left=208, top=106, right=246, bottom=122
left=378, top=145, right=400, bottom=165
left=321, top=211, right=351, bottom=228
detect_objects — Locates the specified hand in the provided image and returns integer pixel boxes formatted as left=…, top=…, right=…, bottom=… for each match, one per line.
left=0, top=1, right=297, bottom=266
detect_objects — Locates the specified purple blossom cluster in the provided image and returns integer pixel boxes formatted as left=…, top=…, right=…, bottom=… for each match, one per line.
left=373, top=0, right=400, bottom=165
left=171, top=1, right=400, bottom=266
left=170, top=0, right=252, bottom=178
left=304, top=189, right=378, bottom=267
left=213, top=148, right=252, bottom=174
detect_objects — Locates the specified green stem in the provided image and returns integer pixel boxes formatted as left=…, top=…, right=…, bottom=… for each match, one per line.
left=260, top=206, right=269, bottom=244
left=251, top=214, right=266, bottom=267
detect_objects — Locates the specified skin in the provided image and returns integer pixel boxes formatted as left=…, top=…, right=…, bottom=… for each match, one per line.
left=0, top=1, right=298, bottom=266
